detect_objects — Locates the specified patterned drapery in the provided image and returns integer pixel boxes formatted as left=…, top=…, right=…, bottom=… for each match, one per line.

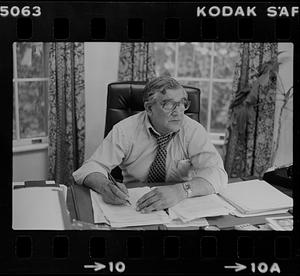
left=118, top=43, right=156, bottom=81
left=48, top=42, right=85, bottom=186
left=224, top=43, right=278, bottom=178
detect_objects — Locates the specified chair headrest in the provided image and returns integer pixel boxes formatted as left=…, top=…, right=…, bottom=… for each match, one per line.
left=107, top=81, right=200, bottom=112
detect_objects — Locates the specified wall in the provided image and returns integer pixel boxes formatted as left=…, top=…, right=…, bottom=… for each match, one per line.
left=84, top=43, right=120, bottom=159
left=13, top=149, right=48, bottom=182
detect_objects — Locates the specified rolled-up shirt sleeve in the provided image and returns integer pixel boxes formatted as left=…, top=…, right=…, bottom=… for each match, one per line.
left=187, top=124, right=228, bottom=194
left=72, top=125, right=128, bottom=185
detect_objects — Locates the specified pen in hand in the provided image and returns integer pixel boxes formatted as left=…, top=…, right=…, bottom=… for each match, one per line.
left=107, top=173, right=132, bottom=206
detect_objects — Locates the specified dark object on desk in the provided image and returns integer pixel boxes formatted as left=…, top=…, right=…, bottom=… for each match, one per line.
left=104, top=81, right=201, bottom=182
left=263, top=165, right=292, bottom=188
left=263, top=165, right=293, bottom=198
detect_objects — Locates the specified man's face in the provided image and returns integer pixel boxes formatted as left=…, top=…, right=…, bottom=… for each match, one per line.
left=146, top=88, right=187, bottom=134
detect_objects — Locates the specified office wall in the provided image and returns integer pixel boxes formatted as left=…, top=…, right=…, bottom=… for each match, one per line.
left=84, top=42, right=120, bottom=159
left=13, top=149, right=48, bottom=182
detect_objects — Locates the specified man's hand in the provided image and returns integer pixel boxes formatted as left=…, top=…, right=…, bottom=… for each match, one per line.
left=83, top=172, right=130, bottom=205
left=135, top=184, right=186, bottom=213
left=100, top=181, right=130, bottom=205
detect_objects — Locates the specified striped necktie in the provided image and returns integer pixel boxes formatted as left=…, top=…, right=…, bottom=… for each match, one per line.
left=147, top=130, right=175, bottom=183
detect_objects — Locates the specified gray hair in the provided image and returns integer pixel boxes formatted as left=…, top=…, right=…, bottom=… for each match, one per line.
left=143, top=76, right=186, bottom=104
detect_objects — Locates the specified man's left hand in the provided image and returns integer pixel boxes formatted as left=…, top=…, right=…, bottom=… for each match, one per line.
left=136, top=184, right=186, bottom=213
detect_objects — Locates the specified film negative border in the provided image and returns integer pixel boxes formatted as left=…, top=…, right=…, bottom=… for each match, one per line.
left=2, top=232, right=297, bottom=273
left=0, top=2, right=298, bottom=41
left=1, top=1, right=299, bottom=275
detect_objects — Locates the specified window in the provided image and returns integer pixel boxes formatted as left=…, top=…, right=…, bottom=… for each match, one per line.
left=154, top=42, right=240, bottom=142
left=13, top=42, right=49, bottom=149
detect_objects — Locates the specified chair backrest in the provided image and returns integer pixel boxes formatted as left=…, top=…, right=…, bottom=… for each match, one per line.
left=104, top=81, right=201, bottom=181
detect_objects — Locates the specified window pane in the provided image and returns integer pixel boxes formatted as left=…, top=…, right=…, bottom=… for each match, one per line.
left=13, top=90, right=16, bottom=140
left=18, top=81, right=48, bottom=139
left=179, top=80, right=209, bottom=129
left=210, top=82, right=233, bottom=133
left=178, top=43, right=194, bottom=77
left=178, top=43, right=212, bottom=78
left=213, top=43, right=240, bottom=79
left=193, top=43, right=212, bottom=78
left=154, top=43, right=176, bottom=77
left=16, top=42, right=47, bottom=78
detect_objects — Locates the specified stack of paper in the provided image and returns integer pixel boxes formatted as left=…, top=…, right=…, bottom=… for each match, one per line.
left=91, top=187, right=171, bottom=228
left=219, top=179, right=293, bottom=217
left=169, top=194, right=232, bottom=222
left=90, top=179, right=292, bottom=227
left=13, top=186, right=70, bottom=230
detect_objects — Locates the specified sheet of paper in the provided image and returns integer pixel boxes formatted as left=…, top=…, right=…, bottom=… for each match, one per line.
left=170, top=194, right=231, bottom=222
left=13, top=187, right=66, bottom=230
left=90, top=190, right=109, bottom=224
left=166, top=216, right=208, bottom=228
left=90, top=187, right=171, bottom=227
left=220, top=179, right=293, bottom=214
left=230, top=209, right=290, bottom=218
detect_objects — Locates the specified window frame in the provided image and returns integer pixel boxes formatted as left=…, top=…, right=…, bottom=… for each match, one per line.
left=157, top=42, right=238, bottom=144
left=12, top=42, right=49, bottom=151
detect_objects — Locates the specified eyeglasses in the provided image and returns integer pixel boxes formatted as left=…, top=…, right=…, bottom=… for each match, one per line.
left=159, top=98, right=191, bottom=112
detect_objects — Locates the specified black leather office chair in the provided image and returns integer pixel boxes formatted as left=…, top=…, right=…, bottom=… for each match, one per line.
left=104, top=81, right=201, bottom=181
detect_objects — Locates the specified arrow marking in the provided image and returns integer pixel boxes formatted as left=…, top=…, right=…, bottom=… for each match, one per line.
left=225, top=262, right=247, bottom=272
left=84, top=262, right=106, bottom=271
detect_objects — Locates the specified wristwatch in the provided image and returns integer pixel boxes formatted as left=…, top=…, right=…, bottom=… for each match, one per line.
left=182, top=182, right=192, bottom=198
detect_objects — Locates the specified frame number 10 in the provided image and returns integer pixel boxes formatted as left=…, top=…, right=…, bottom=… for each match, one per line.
left=109, top=261, right=126, bottom=273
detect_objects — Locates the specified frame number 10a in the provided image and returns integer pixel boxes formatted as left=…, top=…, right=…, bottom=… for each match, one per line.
left=225, top=262, right=281, bottom=273
left=251, top=262, right=280, bottom=274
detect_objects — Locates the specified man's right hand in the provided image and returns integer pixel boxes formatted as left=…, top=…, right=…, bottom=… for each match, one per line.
left=83, top=172, right=129, bottom=205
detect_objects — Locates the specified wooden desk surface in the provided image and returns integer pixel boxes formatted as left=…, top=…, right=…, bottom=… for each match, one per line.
left=67, top=179, right=292, bottom=230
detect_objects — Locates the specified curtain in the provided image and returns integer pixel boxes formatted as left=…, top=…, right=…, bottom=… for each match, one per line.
left=48, top=42, right=85, bottom=186
left=224, top=43, right=278, bottom=178
left=118, top=43, right=156, bottom=81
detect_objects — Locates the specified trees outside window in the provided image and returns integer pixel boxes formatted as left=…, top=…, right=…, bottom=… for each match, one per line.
left=13, top=42, right=49, bottom=146
left=154, top=42, right=240, bottom=140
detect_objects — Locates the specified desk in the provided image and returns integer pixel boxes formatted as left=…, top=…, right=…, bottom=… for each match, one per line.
left=67, top=183, right=168, bottom=230
left=67, top=179, right=292, bottom=230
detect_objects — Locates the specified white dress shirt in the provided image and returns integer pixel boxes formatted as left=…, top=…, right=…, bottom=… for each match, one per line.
left=73, top=111, right=228, bottom=193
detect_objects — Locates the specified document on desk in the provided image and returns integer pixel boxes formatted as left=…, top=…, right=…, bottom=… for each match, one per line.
left=13, top=186, right=70, bottom=230
left=170, top=194, right=232, bottom=222
left=90, top=187, right=171, bottom=228
left=219, top=179, right=293, bottom=216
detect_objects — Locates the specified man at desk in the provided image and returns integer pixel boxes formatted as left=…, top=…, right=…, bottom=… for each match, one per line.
left=73, top=76, right=228, bottom=213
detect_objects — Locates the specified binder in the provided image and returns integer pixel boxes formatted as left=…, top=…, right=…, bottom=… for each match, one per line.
left=13, top=181, right=72, bottom=230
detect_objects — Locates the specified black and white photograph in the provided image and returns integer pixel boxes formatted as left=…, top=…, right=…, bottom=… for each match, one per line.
left=12, top=41, right=293, bottom=231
